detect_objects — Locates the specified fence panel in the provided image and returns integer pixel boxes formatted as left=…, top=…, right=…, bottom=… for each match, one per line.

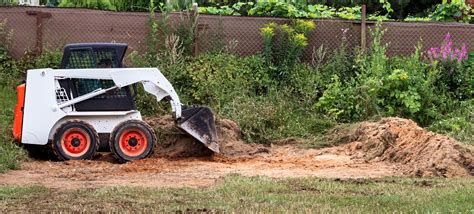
left=1, top=6, right=473, bottom=61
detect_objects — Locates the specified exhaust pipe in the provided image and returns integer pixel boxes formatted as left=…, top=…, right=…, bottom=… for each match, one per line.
left=177, top=106, right=219, bottom=153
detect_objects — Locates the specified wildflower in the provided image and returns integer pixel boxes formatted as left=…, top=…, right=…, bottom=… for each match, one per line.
left=294, top=20, right=316, bottom=34
left=260, top=26, right=274, bottom=37
left=292, top=33, right=308, bottom=47
left=265, top=22, right=277, bottom=29
left=426, top=32, right=468, bottom=63
left=280, top=24, right=294, bottom=34
left=400, top=72, right=409, bottom=81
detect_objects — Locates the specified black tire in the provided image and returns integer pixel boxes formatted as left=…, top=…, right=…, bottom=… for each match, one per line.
left=52, top=120, right=100, bottom=160
left=109, top=120, right=155, bottom=162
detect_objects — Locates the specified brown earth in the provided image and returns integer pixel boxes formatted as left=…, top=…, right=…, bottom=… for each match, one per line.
left=0, top=117, right=472, bottom=189
left=341, top=118, right=474, bottom=177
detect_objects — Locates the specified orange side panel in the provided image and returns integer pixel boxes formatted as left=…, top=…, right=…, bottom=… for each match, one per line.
left=13, top=84, right=25, bottom=142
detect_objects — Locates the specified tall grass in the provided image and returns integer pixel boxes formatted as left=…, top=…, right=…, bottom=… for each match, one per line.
left=0, top=86, right=26, bottom=173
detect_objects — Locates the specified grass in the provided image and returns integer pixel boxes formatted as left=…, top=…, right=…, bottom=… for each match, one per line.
left=0, top=175, right=472, bottom=212
left=0, top=86, right=26, bottom=172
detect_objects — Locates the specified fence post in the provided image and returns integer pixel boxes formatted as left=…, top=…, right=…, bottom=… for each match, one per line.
left=26, top=10, right=51, bottom=55
left=361, top=4, right=367, bottom=52
left=192, top=3, right=199, bottom=57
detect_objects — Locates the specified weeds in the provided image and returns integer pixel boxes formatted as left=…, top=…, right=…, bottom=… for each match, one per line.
left=0, top=87, right=26, bottom=172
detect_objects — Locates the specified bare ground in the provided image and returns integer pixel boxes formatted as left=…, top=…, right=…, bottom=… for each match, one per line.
left=0, top=117, right=472, bottom=189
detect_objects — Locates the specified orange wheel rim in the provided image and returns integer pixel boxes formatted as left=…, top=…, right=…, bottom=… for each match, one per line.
left=61, top=128, right=90, bottom=157
left=118, top=129, right=148, bottom=157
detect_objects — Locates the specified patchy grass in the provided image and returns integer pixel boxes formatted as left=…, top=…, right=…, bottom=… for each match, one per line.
left=0, top=175, right=472, bottom=212
left=0, top=86, right=26, bottom=172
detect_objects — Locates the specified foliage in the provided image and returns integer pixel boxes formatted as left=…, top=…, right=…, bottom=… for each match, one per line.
left=314, top=22, right=473, bottom=134
left=248, top=0, right=306, bottom=18
left=146, top=2, right=197, bottom=57
left=0, top=21, right=28, bottom=170
left=0, top=0, right=18, bottom=6
left=0, top=19, right=22, bottom=87
left=183, top=52, right=268, bottom=107
left=430, top=1, right=472, bottom=23
left=58, top=0, right=117, bottom=11
left=427, top=33, right=472, bottom=101
left=196, top=1, right=473, bottom=24
left=260, top=20, right=315, bottom=79
left=403, top=16, right=432, bottom=22
left=200, top=2, right=390, bottom=20
left=198, top=2, right=254, bottom=16
left=131, top=10, right=474, bottom=145
left=0, top=86, right=27, bottom=172
left=54, top=0, right=196, bottom=11
left=427, top=33, right=468, bottom=63
left=429, top=100, right=474, bottom=143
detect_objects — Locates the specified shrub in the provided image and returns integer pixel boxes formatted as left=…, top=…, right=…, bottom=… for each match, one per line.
left=184, top=52, right=270, bottom=108
left=315, top=22, right=388, bottom=122
left=0, top=19, right=21, bottom=87
left=59, top=0, right=116, bottom=11
left=429, top=100, right=474, bottom=144
left=260, top=20, right=315, bottom=80
left=426, top=33, right=472, bottom=101
left=318, top=29, right=355, bottom=84
left=430, top=1, right=472, bottom=23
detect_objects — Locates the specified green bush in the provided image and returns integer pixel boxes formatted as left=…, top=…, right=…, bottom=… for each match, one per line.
left=429, top=100, right=474, bottom=144
left=184, top=52, right=270, bottom=109
left=430, top=1, right=472, bottom=23
left=200, top=1, right=391, bottom=20
left=315, top=21, right=473, bottom=135
left=260, top=20, right=315, bottom=80
left=59, top=0, right=116, bottom=11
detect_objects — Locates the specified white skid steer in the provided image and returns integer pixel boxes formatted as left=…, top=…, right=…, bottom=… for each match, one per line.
left=12, top=43, right=219, bottom=162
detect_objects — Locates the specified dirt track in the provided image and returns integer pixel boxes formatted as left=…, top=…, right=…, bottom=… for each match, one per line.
left=0, top=117, right=472, bottom=189
left=0, top=147, right=399, bottom=189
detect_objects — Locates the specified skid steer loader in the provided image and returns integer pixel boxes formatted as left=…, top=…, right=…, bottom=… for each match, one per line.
left=12, top=43, right=219, bottom=162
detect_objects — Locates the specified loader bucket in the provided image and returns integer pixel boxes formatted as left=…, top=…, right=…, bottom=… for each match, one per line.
left=177, top=106, right=219, bottom=153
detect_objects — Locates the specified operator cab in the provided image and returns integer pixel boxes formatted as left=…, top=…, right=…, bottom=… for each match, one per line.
left=58, top=43, right=135, bottom=111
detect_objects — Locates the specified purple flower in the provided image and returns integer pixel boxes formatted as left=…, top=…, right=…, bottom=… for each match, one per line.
left=427, top=33, right=468, bottom=63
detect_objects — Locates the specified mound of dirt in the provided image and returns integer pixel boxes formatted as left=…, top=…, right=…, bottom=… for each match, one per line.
left=342, top=117, right=474, bottom=177
left=144, top=116, right=268, bottom=158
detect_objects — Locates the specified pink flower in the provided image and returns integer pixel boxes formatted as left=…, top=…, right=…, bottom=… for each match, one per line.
left=427, top=33, right=468, bottom=63
left=444, top=33, right=451, bottom=42
left=461, top=45, right=468, bottom=60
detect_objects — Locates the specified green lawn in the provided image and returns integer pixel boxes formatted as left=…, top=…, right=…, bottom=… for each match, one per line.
left=0, top=175, right=472, bottom=212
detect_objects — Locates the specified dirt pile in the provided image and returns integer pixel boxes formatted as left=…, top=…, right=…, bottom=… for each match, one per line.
left=145, top=116, right=473, bottom=178
left=342, top=117, right=474, bottom=177
left=144, top=116, right=268, bottom=158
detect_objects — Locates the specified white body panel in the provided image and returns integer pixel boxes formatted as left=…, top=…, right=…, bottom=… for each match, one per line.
left=48, top=111, right=142, bottom=140
left=21, top=68, right=182, bottom=145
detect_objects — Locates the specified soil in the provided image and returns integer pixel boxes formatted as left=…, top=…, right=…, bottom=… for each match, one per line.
left=0, top=117, right=472, bottom=189
left=341, top=117, right=474, bottom=177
